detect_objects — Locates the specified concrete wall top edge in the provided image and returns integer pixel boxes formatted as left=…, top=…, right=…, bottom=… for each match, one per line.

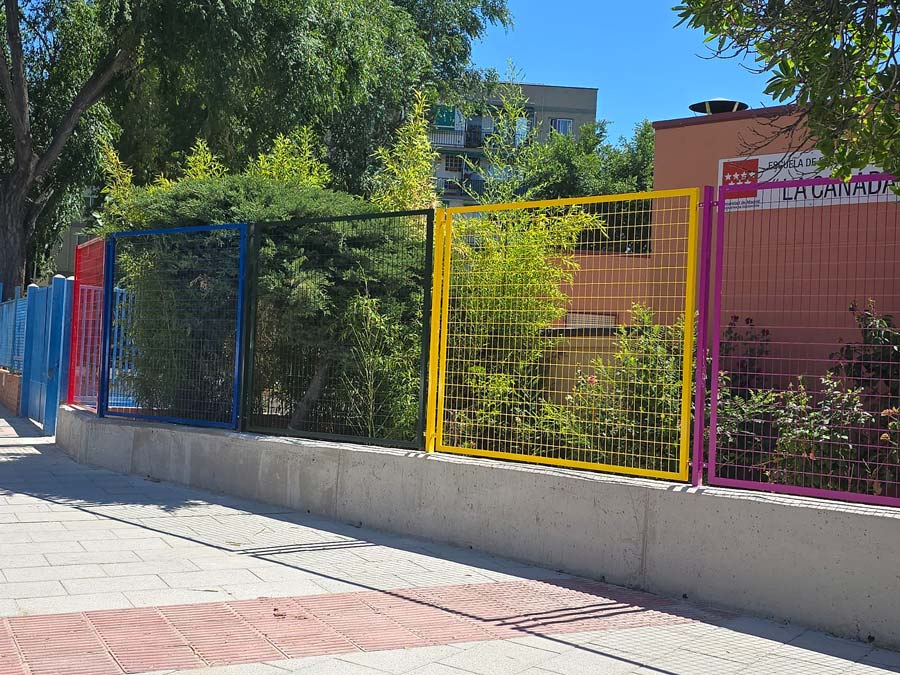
left=59, top=406, right=900, bottom=522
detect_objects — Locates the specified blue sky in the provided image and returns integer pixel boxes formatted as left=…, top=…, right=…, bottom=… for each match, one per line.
left=471, top=2, right=777, bottom=141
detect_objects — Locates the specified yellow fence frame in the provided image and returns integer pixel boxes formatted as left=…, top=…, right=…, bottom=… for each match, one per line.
left=426, top=188, right=701, bottom=482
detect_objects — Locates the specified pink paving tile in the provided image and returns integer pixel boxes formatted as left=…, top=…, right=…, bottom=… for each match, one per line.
left=297, top=593, right=432, bottom=651
left=0, top=622, right=26, bottom=675
left=9, top=614, right=122, bottom=675
left=87, top=607, right=205, bottom=673
left=227, top=598, right=355, bottom=658
left=159, top=603, right=285, bottom=666
left=0, top=577, right=711, bottom=674
left=365, top=591, right=496, bottom=644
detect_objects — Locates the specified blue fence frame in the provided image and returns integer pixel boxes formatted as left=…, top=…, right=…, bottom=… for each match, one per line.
left=0, top=286, right=26, bottom=373
left=98, top=224, right=249, bottom=429
left=14, top=276, right=73, bottom=434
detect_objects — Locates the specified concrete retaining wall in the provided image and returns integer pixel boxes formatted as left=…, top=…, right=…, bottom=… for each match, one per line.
left=0, top=370, right=21, bottom=415
left=56, top=405, right=900, bottom=649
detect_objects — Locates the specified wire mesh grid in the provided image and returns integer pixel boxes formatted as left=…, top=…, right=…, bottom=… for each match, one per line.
left=68, top=239, right=105, bottom=409
left=246, top=211, right=433, bottom=447
left=709, top=175, right=900, bottom=505
left=0, top=298, right=18, bottom=371
left=0, top=295, right=27, bottom=374
left=430, top=190, right=700, bottom=480
left=103, top=225, right=246, bottom=427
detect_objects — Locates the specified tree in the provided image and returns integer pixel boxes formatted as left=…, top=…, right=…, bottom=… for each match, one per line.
left=0, top=0, right=509, bottom=296
left=523, top=119, right=654, bottom=200
left=371, top=90, right=439, bottom=211
left=518, top=119, right=655, bottom=252
left=0, top=0, right=127, bottom=296
left=440, top=79, right=602, bottom=454
left=674, top=1, right=900, bottom=178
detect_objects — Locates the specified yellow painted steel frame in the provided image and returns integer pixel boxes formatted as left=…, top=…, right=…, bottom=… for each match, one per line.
left=426, top=188, right=701, bottom=482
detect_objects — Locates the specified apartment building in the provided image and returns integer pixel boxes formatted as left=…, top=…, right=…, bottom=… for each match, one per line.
left=430, top=83, right=599, bottom=206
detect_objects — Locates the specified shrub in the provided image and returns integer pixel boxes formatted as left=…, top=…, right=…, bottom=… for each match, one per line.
left=714, top=373, right=780, bottom=479
left=442, top=206, right=593, bottom=452
left=719, top=315, right=771, bottom=393
left=765, top=374, right=874, bottom=491
left=831, top=299, right=900, bottom=401
left=93, top=140, right=436, bottom=435
left=568, top=305, right=687, bottom=473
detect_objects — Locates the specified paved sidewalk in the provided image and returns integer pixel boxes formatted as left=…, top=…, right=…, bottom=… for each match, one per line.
left=1, top=411, right=899, bottom=675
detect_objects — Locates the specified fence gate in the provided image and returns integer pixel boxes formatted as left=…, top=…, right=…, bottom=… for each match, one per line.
left=68, top=238, right=106, bottom=410
left=20, top=276, right=72, bottom=433
left=426, top=190, right=701, bottom=481
left=707, top=174, right=900, bottom=507
left=99, top=224, right=248, bottom=428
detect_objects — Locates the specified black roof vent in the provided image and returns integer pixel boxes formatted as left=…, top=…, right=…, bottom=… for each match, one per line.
left=689, top=99, right=749, bottom=115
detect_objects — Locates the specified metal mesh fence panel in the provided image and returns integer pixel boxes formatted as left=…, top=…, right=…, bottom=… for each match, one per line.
left=12, top=296, right=25, bottom=372
left=0, top=298, right=17, bottom=371
left=709, top=175, right=900, bottom=506
left=103, top=224, right=247, bottom=427
left=68, top=238, right=105, bottom=409
left=428, top=190, right=700, bottom=480
left=246, top=211, right=433, bottom=448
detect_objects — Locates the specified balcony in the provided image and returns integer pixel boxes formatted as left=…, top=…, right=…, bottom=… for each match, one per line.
left=435, top=177, right=485, bottom=198
left=429, top=126, right=488, bottom=149
left=429, top=129, right=465, bottom=147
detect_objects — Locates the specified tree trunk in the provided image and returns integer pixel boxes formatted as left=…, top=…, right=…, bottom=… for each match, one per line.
left=0, top=188, right=28, bottom=300
left=289, top=357, right=331, bottom=430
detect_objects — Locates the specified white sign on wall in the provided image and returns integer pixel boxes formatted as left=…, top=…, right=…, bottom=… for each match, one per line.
left=717, top=150, right=897, bottom=211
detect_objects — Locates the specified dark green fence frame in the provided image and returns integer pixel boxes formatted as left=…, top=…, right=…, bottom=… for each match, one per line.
left=239, top=209, right=435, bottom=450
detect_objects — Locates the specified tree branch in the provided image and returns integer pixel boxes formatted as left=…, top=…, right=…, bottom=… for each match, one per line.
left=33, top=45, right=132, bottom=182
left=2, top=0, right=35, bottom=173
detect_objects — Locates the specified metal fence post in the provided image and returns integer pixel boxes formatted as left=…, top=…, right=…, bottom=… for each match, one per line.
left=424, top=209, right=447, bottom=453
left=10, top=287, right=19, bottom=373
left=42, top=275, right=68, bottom=435
left=97, top=238, right=116, bottom=418
left=18, top=284, right=38, bottom=416
left=231, top=223, right=249, bottom=430
left=59, top=277, right=75, bottom=406
left=706, top=187, right=728, bottom=485
left=692, top=186, right=715, bottom=486
left=415, top=210, right=436, bottom=451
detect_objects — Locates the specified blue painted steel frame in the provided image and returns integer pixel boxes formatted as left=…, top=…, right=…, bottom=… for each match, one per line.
left=97, top=239, right=116, bottom=418
left=99, top=224, right=248, bottom=429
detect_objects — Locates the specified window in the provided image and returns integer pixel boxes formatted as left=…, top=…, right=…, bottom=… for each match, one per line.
left=551, top=118, right=573, bottom=136
left=434, top=105, right=456, bottom=129
left=445, top=155, right=463, bottom=172
left=565, top=312, right=616, bottom=329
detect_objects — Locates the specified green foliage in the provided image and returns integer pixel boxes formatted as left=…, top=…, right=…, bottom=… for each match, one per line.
left=674, top=1, right=900, bottom=179
left=251, top=213, right=426, bottom=440
left=108, top=0, right=509, bottom=192
left=466, top=77, right=546, bottom=205
left=114, top=233, right=241, bottom=422
left=246, top=129, right=332, bottom=189
left=715, top=373, right=779, bottom=467
left=445, top=206, right=594, bottom=452
left=371, top=91, right=438, bottom=211
left=0, top=0, right=119, bottom=279
left=831, top=300, right=900, bottom=400
left=519, top=122, right=607, bottom=200
left=568, top=305, right=687, bottom=472
left=767, top=375, right=874, bottom=491
left=336, top=294, right=421, bottom=439
left=720, top=315, right=772, bottom=392
left=92, top=136, right=366, bottom=236
left=181, top=140, right=227, bottom=181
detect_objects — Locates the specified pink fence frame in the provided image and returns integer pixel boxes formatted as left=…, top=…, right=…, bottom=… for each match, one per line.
left=67, top=238, right=106, bottom=410
left=707, top=173, right=900, bottom=507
